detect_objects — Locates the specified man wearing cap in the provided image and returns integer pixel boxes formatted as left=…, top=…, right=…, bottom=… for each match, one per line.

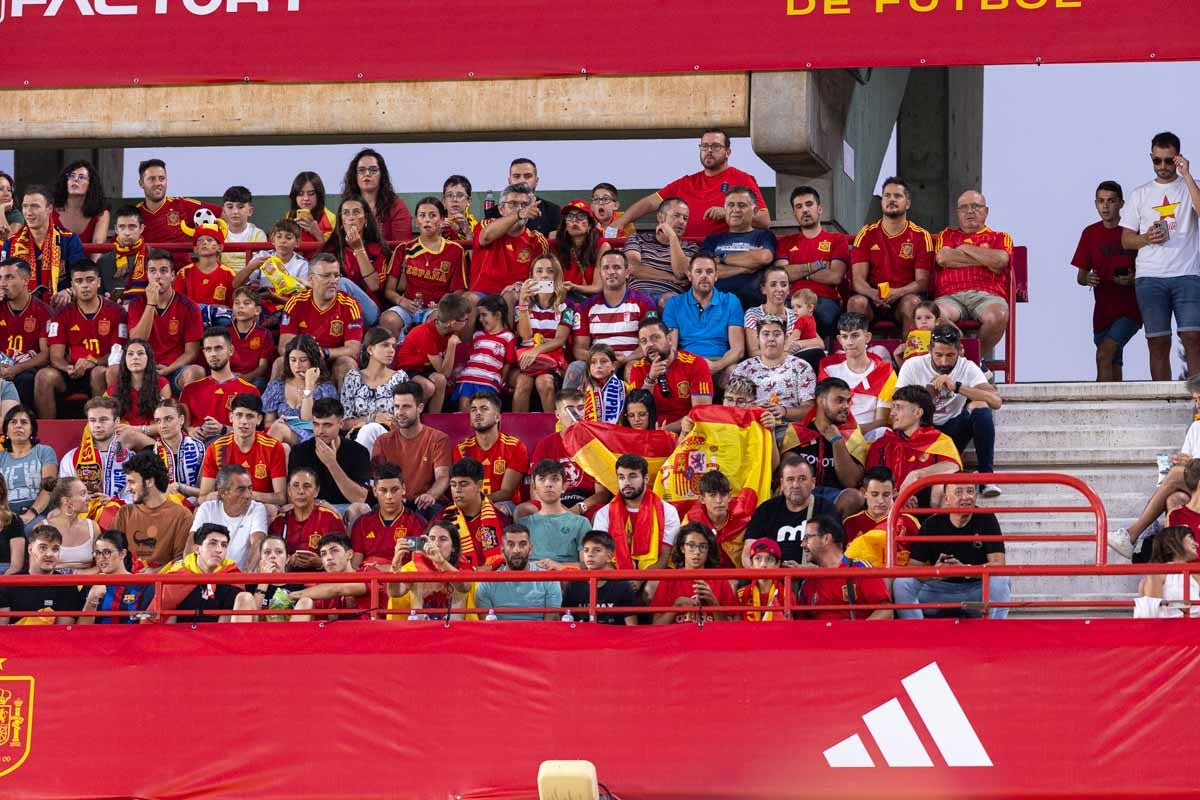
left=798, top=515, right=893, bottom=620
left=738, top=538, right=797, bottom=621
left=174, top=222, right=236, bottom=327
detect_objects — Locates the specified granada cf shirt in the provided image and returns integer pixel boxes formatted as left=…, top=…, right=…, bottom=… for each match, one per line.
left=138, top=197, right=223, bottom=268
left=469, top=221, right=548, bottom=295
left=934, top=226, right=1013, bottom=299
left=179, top=376, right=261, bottom=426
left=174, top=262, right=238, bottom=307
left=280, top=290, right=364, bottom=350
left=397, top=238, right=468, bottom=302
left=350, top=509, right=428, bottom=563
left=230, top=322, right=275, bottom=375
left=269, top=506, right=347, bottom=554
left=0, top=297, right=51, bottom=362
left=48, top=299, right=127, bottom=363
left=775, top=230, right=850, bottom=300
left=627, top=350, right=714, bottom=425
left=201, top=432, right=287, bottom=494
left=127, top=293, right=204, bottom=367
left=659, top=165, right=767, bottom=240
left=851, top=220, right=934, bottom=289
left=455, top=432, right=530, bottom=504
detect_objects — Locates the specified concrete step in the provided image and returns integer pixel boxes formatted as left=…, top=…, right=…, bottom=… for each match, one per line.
left=988, top=446, right=1169, bottom=468
left=995, top=403, right=1192, bottom=429
left=991, top=467, right=1159, bottom=500
left=997, top=380, right=1188, bottom=402
left=991, top=424, right=1180, bottom=451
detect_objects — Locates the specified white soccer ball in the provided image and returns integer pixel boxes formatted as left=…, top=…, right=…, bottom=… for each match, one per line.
left=193, top=208, right=218, bottom=228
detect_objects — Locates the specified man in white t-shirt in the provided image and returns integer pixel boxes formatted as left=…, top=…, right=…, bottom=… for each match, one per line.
left=190, top=463, right=268, bottom=571
left=896, top=324, right=1002, bottom=496
left=1119, top=131, right=1200, bottom=380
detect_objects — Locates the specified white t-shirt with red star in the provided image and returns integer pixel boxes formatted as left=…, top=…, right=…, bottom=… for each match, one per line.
left=1121, top=175, right=1199, bottom=279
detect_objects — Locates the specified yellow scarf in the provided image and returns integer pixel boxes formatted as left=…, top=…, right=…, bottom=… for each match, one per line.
left=74, top=425, right=102, bottom=495
left=9, top=224, right=63, bottom=294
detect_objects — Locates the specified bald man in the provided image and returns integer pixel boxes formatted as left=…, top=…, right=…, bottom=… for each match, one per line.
left=933, top=190, right=1014, bottom=357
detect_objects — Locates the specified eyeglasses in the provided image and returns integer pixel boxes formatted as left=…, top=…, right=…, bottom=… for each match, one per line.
left=564, top=213, right=589, bottom=223
left=698, top=143, right=726, bottom=152
left=502, top=200, right=531, bottom=209
left=682, top=541, right=710, bottom=551
left=957, top=203, right=985, bottom=212
left=591, top=195, right=616, bottom=204
left=67, top=172, right=89, bottom=182
left=726, top=396, right=754, bottom=407
left=95, top=548, right=119, bottom=558
left=356, top=166, right=381, bottom=176
left=443, top=192, right=469, bottom=201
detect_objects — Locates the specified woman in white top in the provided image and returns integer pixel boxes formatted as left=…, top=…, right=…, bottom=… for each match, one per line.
left=729, top=317, right=816, bottom=435
left=43, top=477, right=99, bottom=572
left=342, top=326, right=408, bottom=449
left=1136, top=525, right=1200, bottom=618
left=744, top=265, right=798, bottom=358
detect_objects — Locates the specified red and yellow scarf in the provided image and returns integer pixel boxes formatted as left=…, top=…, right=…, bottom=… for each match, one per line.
left=114, top=237, right=148, bottom=297
left=9, top=224, right=64, bottom=294
left=446, top=498, right=504, bottom=569
left=686, top=491, right=755, bottom=568
left=608, top=490, right=666, bottom=570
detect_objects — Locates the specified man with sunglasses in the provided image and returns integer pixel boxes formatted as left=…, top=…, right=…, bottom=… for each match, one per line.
left=1119, top=131, right=1200, bottom=380
left=470, top=182, right=549, bottom=297
left=897, top=324, right=1001, bottom=496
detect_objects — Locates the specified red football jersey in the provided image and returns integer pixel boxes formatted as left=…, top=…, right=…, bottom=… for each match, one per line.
left=397, top=238, right=468, bottom=302
left=127, top=294, right=204, bottom=368
left=200, top=432, right=286, bottom=494
left=797, top=559, right=891, bottom=620
left=659, top=165, right=766, bottom=240
left=270, top=506, right=348, bottom=554
left=280, top=290, right=364, bottom=350
left=650, top=577, right=738, bottom=623
left=350, top=509, right=428, bottom=563
left=339, top=243, right=389, bottom=307
left=104, top=375, right=169, bottom=426
left=138, top=197, right=223, bottom=268
left=179, top=376, right=261, bottom=426
left=469, top=221, right=548, bottom=295
left=47, top=299, right=127, bottom=363
left=776, top=230, right=851, bottom=300
left=851, top=220, right=935, bottom=289
left=627, top=350, right=714, bottom=425
left=455, top=432, right=530, bottom=504
left=934, top=226, right=1013, bottom=299
left=842, top=510, right=919, bottom=552
left=174, top=262, right=238, bottom=307
left=0, top=297, right=51, bottom=363
left=229, top=322, right=275, bottom=376
left=393, top=318, right=449, bottom=372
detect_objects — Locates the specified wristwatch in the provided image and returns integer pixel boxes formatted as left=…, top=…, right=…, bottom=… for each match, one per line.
left=954, top=381, right=963, bottom=394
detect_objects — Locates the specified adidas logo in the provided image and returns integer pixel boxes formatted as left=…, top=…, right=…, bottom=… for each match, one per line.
left=823, top=662, right=992, bottom=768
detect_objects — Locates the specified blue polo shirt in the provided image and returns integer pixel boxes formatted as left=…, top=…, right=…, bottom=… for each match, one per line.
left=662, top=288, right=743, bottom=358
left=473, top=563, right=563, bottom=620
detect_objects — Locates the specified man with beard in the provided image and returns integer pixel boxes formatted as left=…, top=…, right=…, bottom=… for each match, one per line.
left=567, top=250, right=658, bottom=387
left=743, top=454, right=837, bottom=567
left=848, top=177, right=934, bottom=338
left=618, top=129, right=769, bottom=240
left=442, top=457, right=506, bottom=570
left=0, top=526, right=83, bottom=624
left=780, top=377, right=867, bottom=517
left=0, top=257, right=52, bottom=409
left=625, top=197, right=697, bottom=306
left=473, top=524, right=562, bottom=620
left=135, top=159, right=221, bottom=270
left=662, top=252, right=745, bottom=378
left=454, top=391, right=529, bottom=508
left=526, top=389, right=610, bottom=518
left=594, top=454, right=680, bottom=570
left=127, top=248, right=204, bottom=394
left=115, top=450, right=196, bottom=568
left=774, top=186, right=849, bottom=338
left=370, top=381, right=451, bottom=515
left=178, top=327, right=261, bottom=443
left=896, top=325, right=1001, bottom=496
left=627, top=317, right=713, bottom=432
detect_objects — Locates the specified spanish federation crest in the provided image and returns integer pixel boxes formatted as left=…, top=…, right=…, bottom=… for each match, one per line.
left=899, top=242, right=914, bottom=259
left=0, top=675, right=34, bottom=778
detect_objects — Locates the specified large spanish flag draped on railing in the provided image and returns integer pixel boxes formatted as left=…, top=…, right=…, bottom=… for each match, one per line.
left=654, top=405, right=774, bottom=516
left=561, top=422, right=677, bottom=496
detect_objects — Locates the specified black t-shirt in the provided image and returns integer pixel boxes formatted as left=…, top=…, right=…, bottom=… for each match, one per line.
left=789, top=424, right=850, bottom=489
left=173, top=583, right=242, bottom=623
left=0, top=570, right=84, bottom=620
left=0, top=515, right=24, bottom=564
left=745, top=494, right=839, bottom=563
left=288, top=436, right=372, bottom=506
left=909, top=513, right=1004, bottom=581
left=563, top=578, right=638, bottom=625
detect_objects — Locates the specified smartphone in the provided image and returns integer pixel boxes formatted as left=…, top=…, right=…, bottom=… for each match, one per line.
left=535, top=280, right=554, bottom=294
left=1115, top=267, right=1131, bottom=278
left=401, top=536, right=428, bottom=551
left=1152, top=220, right=1170, bottom=241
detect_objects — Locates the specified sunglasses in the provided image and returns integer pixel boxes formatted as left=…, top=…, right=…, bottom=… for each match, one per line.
left=930, top=330, right=960, bottom=345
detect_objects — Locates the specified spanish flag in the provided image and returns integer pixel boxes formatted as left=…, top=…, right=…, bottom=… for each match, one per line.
left=653, top=405, right=774, bottom=517
left=866, top=425, right=962, bottom=489
left=561, top=422, right=676, bottom=496
left=779, top=406, right=868, bottom=465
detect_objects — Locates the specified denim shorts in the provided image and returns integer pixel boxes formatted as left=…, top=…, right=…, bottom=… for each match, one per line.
left=1135, top=275, right=1200, bottom=338
left=1093, top=316, right=1142, bottom=365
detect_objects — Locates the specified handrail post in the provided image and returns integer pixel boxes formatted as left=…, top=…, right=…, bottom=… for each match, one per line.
left=587, top=574, right=598, bottom=624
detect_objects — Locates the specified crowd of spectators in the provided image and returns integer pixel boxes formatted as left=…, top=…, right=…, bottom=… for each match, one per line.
left=0, top=127, right=1036, bottom=622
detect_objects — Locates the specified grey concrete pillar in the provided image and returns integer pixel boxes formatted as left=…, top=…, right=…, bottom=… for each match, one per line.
left=896, top=67, right=983, bottom=234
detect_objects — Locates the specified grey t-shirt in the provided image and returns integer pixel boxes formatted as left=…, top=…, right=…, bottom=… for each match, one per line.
left=0, top=444, right=57, bottom=512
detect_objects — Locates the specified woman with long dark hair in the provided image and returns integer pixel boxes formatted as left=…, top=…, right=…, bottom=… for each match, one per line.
left=78, top=530, right=153, bottom=624
left=262, top=334, right=338, bottom=445
left=0, top=171, right=21, bottom=239
left=323, top=195, right=390, bottom=312
left=0, top=405, right=57, bottom=526
left=1136, top=525, right=1200, bottom=618
left=386, top=519, right=473, bottom=619
left=105, top=339, right=170, bottom=426
left=51, top=159, right=110, bottom=255
left=650, top=522, right=737, bottom=624
left=341, top=148, right=412, bottom=244
left=285, top=171, right=336, bottom=246
left=552, top=200, right=609, bottom=297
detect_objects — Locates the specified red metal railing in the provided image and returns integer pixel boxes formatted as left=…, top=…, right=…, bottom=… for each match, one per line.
left=887, top=471, right=1109, bottom=568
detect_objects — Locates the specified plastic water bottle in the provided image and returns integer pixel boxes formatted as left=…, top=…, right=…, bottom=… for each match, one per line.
left=0, top=352, right=12, bottom=368
left=484, top=191, right=496, bottom=213
left=561, top=610, right=575, bottom=623
left=484, top=608, right=498, bottom=622
left=408, top=608, right=419, bottom=622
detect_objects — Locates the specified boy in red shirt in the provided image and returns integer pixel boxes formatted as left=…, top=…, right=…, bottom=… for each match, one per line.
left=349, top=462, right=427, bottom=568
left=393, top=292, right=469, bottom=413
left=127, top=248, right=205, bottom=394
left=197, top=394, right=286, bottom=507
left=175, top=223, right=237, bottom=327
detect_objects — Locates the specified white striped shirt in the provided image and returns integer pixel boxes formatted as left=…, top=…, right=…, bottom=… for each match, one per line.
left=459, top=329, right=517, bottom=391
left=576, top=289, right=657, bottom=358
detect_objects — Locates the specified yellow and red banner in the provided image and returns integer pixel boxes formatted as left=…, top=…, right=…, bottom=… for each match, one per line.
left=561, top=421, right=676, bottom=496
left=0, top=2, right=1190, bottom=89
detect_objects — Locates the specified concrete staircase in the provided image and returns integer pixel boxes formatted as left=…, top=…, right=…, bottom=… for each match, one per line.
left=966, top=381, right=1193, bottom=607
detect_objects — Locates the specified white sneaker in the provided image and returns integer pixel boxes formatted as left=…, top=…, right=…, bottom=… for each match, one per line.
left=980, top=483, right=1002, bottom=498
left=1107, top=527, right=1134, bottom=560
